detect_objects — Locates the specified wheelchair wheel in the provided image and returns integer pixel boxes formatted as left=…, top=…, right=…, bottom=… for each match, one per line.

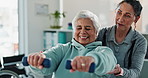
left=0, top=70, right=19, bottom=78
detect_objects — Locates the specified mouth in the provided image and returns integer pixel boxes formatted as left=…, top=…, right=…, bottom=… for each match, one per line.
left=79, top=36, right=89, bottom=40
left=117, top=23, right=124, bottom=26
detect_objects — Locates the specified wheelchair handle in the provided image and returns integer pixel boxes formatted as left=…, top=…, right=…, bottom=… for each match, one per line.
left=65, top=60, right=95, bottom=73
left=22, top=56, right=51, bottom=68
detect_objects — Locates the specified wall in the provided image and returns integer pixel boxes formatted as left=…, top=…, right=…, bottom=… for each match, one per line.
left=63, top=0, right=122, bottom=29
left=141, top=1, right=148, bottom=33
left=26, top=0, right=59, bottom=54
left=63, top=0, right=148, bottom=33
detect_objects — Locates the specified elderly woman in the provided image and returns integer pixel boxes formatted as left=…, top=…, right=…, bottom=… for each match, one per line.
left=27, top=10, right=117, bottom=78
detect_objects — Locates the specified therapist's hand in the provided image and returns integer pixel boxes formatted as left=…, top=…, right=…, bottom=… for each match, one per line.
left=28, top=52, right=46, bottom=69
left=70, top=56, right=95, bottom=72
left=107, top=64, right=123, bottom=76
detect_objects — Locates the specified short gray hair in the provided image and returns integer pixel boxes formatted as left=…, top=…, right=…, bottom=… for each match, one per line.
left=72, top=10, right=101, bottom=34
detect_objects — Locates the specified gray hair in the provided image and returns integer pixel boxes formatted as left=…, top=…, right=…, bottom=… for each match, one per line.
left=72, top=10, right=101, bottom=34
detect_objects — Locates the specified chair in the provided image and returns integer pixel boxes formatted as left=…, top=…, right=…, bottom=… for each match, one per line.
left=0, top=54, right=28, bottom=78
left=0, top=70, right=19, bottom=78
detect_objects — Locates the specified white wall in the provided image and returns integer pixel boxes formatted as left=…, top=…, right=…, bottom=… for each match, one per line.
left=63, top=0, right=121, bottom=29
left=26, top=0, right=59, bottom=54
left=142, top=1, right=148, bottom=33
left=63, top=0, right=148, bottom=33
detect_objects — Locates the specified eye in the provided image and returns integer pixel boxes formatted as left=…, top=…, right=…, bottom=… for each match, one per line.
left=85, top=26, right=92, bottom=30
left=76, top=26, right=82, bottom=30
left=85, top=28, right=91, bottom=30
left=124, top=15, right=131, bottom=18
left=76, top=27, right=81, bottom=30
left=117, top=11, right=122, bottom=15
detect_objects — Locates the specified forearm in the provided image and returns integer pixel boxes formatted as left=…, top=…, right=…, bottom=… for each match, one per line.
left=86, top=47, right=117, bottom=75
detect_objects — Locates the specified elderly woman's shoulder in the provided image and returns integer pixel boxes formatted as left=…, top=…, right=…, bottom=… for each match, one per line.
left=52, top=42, right=72, bottom=49
left=95, top=46, right=113, bottom=53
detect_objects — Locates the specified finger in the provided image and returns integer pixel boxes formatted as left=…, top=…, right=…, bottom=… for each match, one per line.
left=38, top=54, right=44, bottom=66
left=33, top=54, right=40, bottom=66
left=116, top=64, right=121, bottom=73
left=107, top=70, right=115, bottom=74
left=28, top=54, right=35, bottom=66
left=85, top=60, right=90, bottom=72
left=71, top=59, right=77, bottom=70
left=85, top=56, right=94, bottom=72
left=76, top=59, right=82, bottom=72
left=80, top=57, right=86, bottom=72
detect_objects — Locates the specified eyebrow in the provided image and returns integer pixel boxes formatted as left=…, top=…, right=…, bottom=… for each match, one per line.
left=76, top=25, right=81, bottom=27
left=118, top=9, right=132, bottom=15
left=85, top=26, right=91, bottom=27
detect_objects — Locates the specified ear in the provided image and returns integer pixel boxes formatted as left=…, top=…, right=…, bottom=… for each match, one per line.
left=134, top=16, right=140, bottom=23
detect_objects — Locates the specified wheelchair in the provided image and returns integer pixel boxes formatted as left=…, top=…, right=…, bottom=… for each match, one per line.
left=0, top=54, right=34, bottom=78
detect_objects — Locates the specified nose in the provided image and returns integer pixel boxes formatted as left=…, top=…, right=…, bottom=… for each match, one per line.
left=118, top=15, right=124, bottom=23
left=80, top=28, right=86, bottom=34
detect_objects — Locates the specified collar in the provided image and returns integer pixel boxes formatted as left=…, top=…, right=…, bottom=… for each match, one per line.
left=71, top=38, right=102, bottom=50
left=108, top=25, right=135, bottom=44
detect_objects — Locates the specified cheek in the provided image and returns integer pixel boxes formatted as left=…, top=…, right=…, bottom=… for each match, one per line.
left=74, top=32, right=79, bottom=39
left=89, top=32, right=97, bottom=39
left=115, top=17, right=118, bottom=24
left=126, top=20, right=134, bottom=26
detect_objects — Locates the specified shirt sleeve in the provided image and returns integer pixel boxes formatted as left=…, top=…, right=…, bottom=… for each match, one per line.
left=121, top=36, right=147, bottom=78
left=86, top=46, right=117, bottom=76
left=29, top=44, right=69, bottom=76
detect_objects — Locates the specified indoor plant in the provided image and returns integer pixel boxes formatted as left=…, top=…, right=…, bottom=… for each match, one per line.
left=49, top=10, right=66, bottom=29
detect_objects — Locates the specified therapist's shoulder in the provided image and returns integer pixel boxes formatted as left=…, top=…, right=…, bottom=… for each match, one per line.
left=132, top=30, right=147, bottom=47
left=99, top=26, right=114, bottom=34
left=133, top=31, right=147, bottom=42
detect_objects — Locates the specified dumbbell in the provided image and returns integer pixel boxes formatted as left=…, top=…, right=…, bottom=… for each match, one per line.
left=65, top=60, right=96, bottom=73
left=22, top=56, right=51, bottom=68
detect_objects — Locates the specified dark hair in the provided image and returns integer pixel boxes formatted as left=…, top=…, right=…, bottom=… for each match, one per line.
left=117, top=0, right=143, bottom=16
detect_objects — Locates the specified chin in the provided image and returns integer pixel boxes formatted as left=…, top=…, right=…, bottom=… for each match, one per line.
left=80, top=42, right=88, bottom=45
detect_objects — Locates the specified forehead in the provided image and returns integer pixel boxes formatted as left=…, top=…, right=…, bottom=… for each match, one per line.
left=76, top=18, right=93, bottom=25
left=118, top=2, right=135, bottom=15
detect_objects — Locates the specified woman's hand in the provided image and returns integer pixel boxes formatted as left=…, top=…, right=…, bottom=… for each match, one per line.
left=70, top=56, right=95, bottom=72
left=107, top=64, right=123, bottom=76
left=28, top=52, right=46, bottom=69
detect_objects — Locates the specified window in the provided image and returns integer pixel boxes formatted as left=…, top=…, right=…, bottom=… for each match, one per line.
left=0, top=0, right=18, bottom=57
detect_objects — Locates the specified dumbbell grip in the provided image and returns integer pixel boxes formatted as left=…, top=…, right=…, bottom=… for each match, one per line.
left=22, top=56, right=51, bottom=68
left=65, top=60, right=95, bottom=73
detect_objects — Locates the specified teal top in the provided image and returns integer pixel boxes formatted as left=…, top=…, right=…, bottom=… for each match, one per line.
left=30, top=39, right=117, bottom=78
left=97, top=26, right=147, bottom=78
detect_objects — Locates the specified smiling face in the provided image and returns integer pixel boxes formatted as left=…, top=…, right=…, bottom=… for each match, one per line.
left=74, top=18, right=97, bottom=46
left=115, top=2, right=137, bottom=31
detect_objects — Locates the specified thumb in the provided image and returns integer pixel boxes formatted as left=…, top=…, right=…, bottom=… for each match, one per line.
left=70, top=69, right=76, bottom=72
left=38, top=65, right=43, bottom=69
left=107, top=69, right=115, bottom=74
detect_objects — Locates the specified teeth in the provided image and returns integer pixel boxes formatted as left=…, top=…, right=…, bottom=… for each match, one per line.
left=80, top=36, right=87, bottom=38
